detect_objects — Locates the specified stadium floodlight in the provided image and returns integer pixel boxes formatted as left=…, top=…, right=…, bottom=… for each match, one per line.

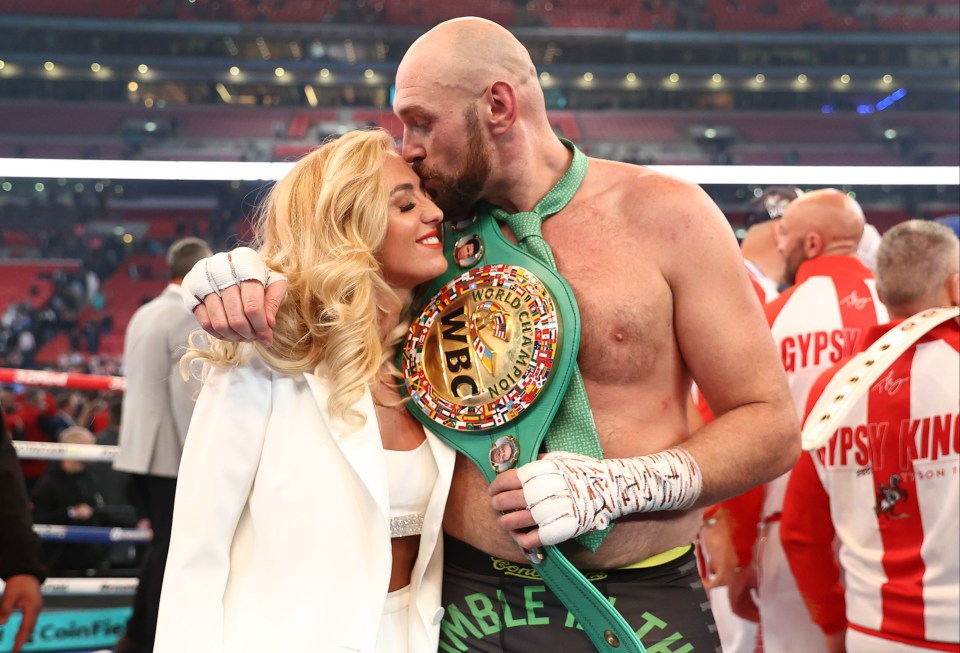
left=0, top=159, right=956, bottom=186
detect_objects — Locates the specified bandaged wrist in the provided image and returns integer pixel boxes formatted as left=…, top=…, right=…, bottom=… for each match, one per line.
left=516, top=447, right=703, bottom=547
left=181, top=247, right=286, bottom=311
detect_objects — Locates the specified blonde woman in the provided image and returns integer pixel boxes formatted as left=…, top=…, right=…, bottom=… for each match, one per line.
left=153, top=130, right=454, bottom=653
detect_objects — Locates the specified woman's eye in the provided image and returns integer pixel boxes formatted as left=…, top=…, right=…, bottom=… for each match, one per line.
left=399, top=202, right=416, bottom=213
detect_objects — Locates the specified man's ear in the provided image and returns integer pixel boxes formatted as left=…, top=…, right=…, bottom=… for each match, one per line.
left=947, top=271, right=960, bottom=307
left=487, top=80, right=518, bottom=136
left=804, top=231, right=825, bottom=258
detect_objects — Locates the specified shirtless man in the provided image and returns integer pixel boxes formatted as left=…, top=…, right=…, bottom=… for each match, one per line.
left=186, top=17, right=799, bottom=651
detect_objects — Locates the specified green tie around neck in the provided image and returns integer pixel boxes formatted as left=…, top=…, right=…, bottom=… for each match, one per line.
left=488, top=139, right=610, bottom=552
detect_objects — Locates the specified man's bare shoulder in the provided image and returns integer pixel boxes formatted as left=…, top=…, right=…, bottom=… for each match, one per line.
left=585, top=158, right=717, bottom=222
left=583, top=157, right=727, bottom=239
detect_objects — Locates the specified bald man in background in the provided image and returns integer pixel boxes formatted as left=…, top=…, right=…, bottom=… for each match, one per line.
left=726, top=189, right=889, bottom=652
left=186, top=17, right=799, bottom=651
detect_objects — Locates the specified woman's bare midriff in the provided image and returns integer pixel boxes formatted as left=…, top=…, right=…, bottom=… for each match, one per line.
left=389, top=535, right=421, bottom=591
left=376, top=381, right=430, bottom=591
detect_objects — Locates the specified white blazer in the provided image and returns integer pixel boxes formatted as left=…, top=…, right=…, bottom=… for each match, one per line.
left=155, top=351, right=455, bottom=653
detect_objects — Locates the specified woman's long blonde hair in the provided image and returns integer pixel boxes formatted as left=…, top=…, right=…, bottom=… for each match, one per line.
left=185, top=129, right=401, bottom=425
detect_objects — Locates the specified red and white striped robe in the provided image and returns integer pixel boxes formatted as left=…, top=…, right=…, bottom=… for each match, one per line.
left=782, top=320, right=960, bottom=651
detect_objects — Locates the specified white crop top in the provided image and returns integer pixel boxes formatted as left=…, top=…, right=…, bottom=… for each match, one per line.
left=384, top=439, right=438, bottom=538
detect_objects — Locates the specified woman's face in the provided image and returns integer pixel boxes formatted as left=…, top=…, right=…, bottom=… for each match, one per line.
left=379, top=152, right=447, bottom=294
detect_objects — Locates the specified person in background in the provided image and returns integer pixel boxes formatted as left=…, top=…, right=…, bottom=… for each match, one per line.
left=0, top=415, right=45, bottom=653
left=89, top=395, right=139, bottom=523
left=740, top=186, right=803, bottom=301
left=781, top=219, right=959, bottom=653
left=726, top=189, right=889, bottom=652
left=11, top=388, right=56, bottom=492
left=694, top=186, right=803, bottom=652
left=856, top=222, right=882, bottom=273
left=112, top=237, right=212, bottom=653
left=30, top=426, right=110, bottom=575
left=720, top=189, right=877, bottom=646
left=90, top=395, right=145, bottom=571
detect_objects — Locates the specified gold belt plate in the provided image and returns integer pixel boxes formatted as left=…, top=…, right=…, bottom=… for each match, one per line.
left=403, top=265, right=561, bottom=432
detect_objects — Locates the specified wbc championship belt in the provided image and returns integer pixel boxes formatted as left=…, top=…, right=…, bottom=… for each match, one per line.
left=402, top=208, right=647, bottom=653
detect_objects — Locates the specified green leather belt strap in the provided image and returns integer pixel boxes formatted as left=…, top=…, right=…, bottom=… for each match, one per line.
left=406, top=210, right=582, bottom=487
left=400, top=142, right=645, bottom=653
left=487, top=137, right=611, bottom=554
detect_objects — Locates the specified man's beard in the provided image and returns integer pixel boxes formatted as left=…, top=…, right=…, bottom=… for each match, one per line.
left=782, top=250, right=804, bottom=286
left=412, top=108, right=491, bottom=219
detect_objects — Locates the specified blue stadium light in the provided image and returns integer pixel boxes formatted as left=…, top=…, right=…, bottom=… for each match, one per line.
left=856, top=105, right=875, bottom=114
left=876, top=88, right=907, bottom=111
left=821, top=105, right=835, bottom=114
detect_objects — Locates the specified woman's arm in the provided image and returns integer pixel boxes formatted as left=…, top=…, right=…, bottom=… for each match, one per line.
left=154, top=355, right=273, bottom=653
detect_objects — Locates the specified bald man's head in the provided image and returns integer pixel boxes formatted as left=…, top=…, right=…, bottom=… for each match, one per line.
left=397, top=17, right=538, bottom=103
left=776, top=188, right=866, bottom=285
left=393, top=18, right=548, bottom=216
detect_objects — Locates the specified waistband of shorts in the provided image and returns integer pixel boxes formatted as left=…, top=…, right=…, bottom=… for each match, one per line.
left=617, top=544, right=693, bottom=569
left=444, top=534, right=693, bottom=577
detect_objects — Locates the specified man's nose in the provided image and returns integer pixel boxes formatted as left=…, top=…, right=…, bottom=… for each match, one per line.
left=400, top=136, right=424, bottom=163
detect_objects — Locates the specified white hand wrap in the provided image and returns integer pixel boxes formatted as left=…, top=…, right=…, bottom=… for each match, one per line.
left=516, top=448, right=703, bottom=547
left=180, top=247, right=286, bottom=311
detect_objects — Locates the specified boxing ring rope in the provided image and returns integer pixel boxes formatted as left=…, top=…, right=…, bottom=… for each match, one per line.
left=4, top=368, right=124, bottom=464
left=0, top=578, right=138, bottom=597
left=14, top=441, right=118, bottom=462
left=0, top=368, right=126, bottom=392
left=33, top=525, right=152, bottom=544
left=3, top=367, right=144, bottom=596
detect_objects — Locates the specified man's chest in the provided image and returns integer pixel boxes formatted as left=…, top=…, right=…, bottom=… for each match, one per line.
left=541, top=223, right=676, bottom=384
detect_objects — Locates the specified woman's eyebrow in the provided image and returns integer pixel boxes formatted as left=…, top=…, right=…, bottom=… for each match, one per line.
left=390, top=183, right=414, bottom=197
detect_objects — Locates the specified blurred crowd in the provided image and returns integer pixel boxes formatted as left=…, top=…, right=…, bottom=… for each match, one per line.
left=1, top=384, right=145, bottom=576
left=0, top=265, right=116, bottom=371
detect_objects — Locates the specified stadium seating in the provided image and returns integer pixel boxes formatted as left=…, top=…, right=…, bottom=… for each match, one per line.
left=0, top=0, right=955, bottom=31
left=4, top=101, right=950, bottom=167
left=0, top=262, right=78, bottom=312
